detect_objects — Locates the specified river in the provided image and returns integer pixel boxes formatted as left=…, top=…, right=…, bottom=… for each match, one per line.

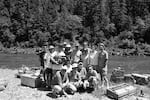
left=0, top=53, right=150, bottom=74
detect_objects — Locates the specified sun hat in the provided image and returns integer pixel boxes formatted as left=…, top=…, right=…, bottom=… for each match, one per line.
left=78, top=61, right=83, bottom=65
left=66, top=44, right=71, bottom=48
left=63, top=42, right=67, bottom=45
left=49, top=45, right=54, bottom=49
left=72, top=63, right=78, bottom=69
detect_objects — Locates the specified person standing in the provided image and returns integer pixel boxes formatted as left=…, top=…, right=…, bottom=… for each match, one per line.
left=80, top=49, right=88, bottom=69
left=36, top=44, right=47, bottom=69
left=78, top=62, right=87, bottom=81
left=87, top=44, right=98, bottom=70
left=83, top=65, right=99, bottom=90
left=68, top=64, right=82, bottom=93
left=71, top=43, right=82, bottom=64
left=97, top=43, right=109, bottom=88
left=43, top=45, right=55, bottom=88
left=64, top=44, right=72, bottom=63
left=51, top=66, right=69, bottom=97
left=51, top=44, right=66, bottom=71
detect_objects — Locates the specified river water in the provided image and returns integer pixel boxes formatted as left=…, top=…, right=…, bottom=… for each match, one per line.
left=0, top=53, right=150, bottom=74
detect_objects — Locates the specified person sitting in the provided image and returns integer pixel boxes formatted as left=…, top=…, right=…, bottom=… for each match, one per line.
left=83, top=65, right=99, bottom=90
left=68, top=64, right=82, bottom=93
left=51, top=66, right=69, bottom=97
left=64, top=60, right=72, bottom=74
left=78, top=61, right=87, bottom=81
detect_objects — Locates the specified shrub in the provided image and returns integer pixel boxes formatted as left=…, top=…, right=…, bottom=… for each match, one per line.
left=141, top=43, right=150, bottom=53
left=119, top=31, right=134, bottom=40
left=118, top=39, right=136, bottom=49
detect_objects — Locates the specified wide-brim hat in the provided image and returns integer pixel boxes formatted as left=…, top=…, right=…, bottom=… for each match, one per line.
left=66, top=44, right=71, bottom=48
left=72, top=63, right=78, bottom=69
left=49, top=45, right=54, bottom=49
left=63, top=42, right=67, bottom=45
left=78, top=62, right=83, bottom=65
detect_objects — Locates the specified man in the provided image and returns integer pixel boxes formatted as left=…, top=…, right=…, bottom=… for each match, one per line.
left=83, top=65, right=99, bottom=90
left=82, top=42, right=91, bottom=54
left=51, top=44, right=66, bottom=71
left=43, top=45, right=55, bottom=88
left=97, top=43, right=109, bottom=88
left=64, top=44, right=72, bottom=64
left=87, top=44, right=98, bottom=70
left=36, top=44, right=47, bottom=69
left=78, top=61, right=87, bottom=81
left=64, top=59, right=72, bottom=74
left=51, top=66, right=69, bottom=97
left=71, top=43, right=82, bottom=64
left=68, top=63, right=82, bottom=93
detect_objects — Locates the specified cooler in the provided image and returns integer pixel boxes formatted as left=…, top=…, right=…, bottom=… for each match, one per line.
left=21, top=74, right=42, bottom=88
left=106, top=83, right=137, bottom=100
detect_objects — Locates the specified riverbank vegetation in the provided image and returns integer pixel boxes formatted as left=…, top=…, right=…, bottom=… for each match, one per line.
left=0, top=0, right=150, bottom=55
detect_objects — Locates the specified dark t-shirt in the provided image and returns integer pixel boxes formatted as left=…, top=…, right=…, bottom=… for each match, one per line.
left=37, top=50, right=45, bottom=68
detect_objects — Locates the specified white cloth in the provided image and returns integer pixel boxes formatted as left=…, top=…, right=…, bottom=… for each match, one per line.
left=44, top=52, right=51, bottom=68
left=51, top=51, right=66, bottom=70
left=65, top=65, right=72, bottom=73
left=72, top=50, right=82, bottom=63
left=87, top=50, right=98, bottom=66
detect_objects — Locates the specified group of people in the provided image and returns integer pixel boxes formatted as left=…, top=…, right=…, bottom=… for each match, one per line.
left=37, top=41, right=109, bottom=97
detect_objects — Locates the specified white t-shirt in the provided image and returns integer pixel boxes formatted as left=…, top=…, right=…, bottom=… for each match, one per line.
left=51, top=51, right=66, bottom=70
left=87, top=50, right=98, bottom=66
left=44, top=52, right=51, bottom=68
left=72, top=50, right=82, bottom=63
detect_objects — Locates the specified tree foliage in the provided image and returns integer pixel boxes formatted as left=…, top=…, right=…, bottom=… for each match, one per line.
left=0, top=0, right=150, bottom=48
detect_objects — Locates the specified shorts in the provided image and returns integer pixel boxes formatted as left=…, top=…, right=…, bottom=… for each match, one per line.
left=97, top=67, right=107, bottom=77
left=44, top=68, right=53, bottom=74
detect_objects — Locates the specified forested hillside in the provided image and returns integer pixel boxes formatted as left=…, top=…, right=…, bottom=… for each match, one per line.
left=0, top=0, right=150, bottom=54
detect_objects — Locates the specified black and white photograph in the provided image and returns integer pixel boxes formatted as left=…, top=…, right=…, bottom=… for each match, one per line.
left=0, top=0, right=150, bottom=100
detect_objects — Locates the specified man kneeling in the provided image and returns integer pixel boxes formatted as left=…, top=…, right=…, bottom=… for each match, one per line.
left=83, top=65, right=99, bottom=90
left=51, top=66, right=76, bottom=97
left=68, top=64, right=83, bottom=93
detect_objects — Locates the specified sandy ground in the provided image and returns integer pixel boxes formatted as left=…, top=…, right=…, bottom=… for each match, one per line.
left=0, top=69, right=150, bottom=100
